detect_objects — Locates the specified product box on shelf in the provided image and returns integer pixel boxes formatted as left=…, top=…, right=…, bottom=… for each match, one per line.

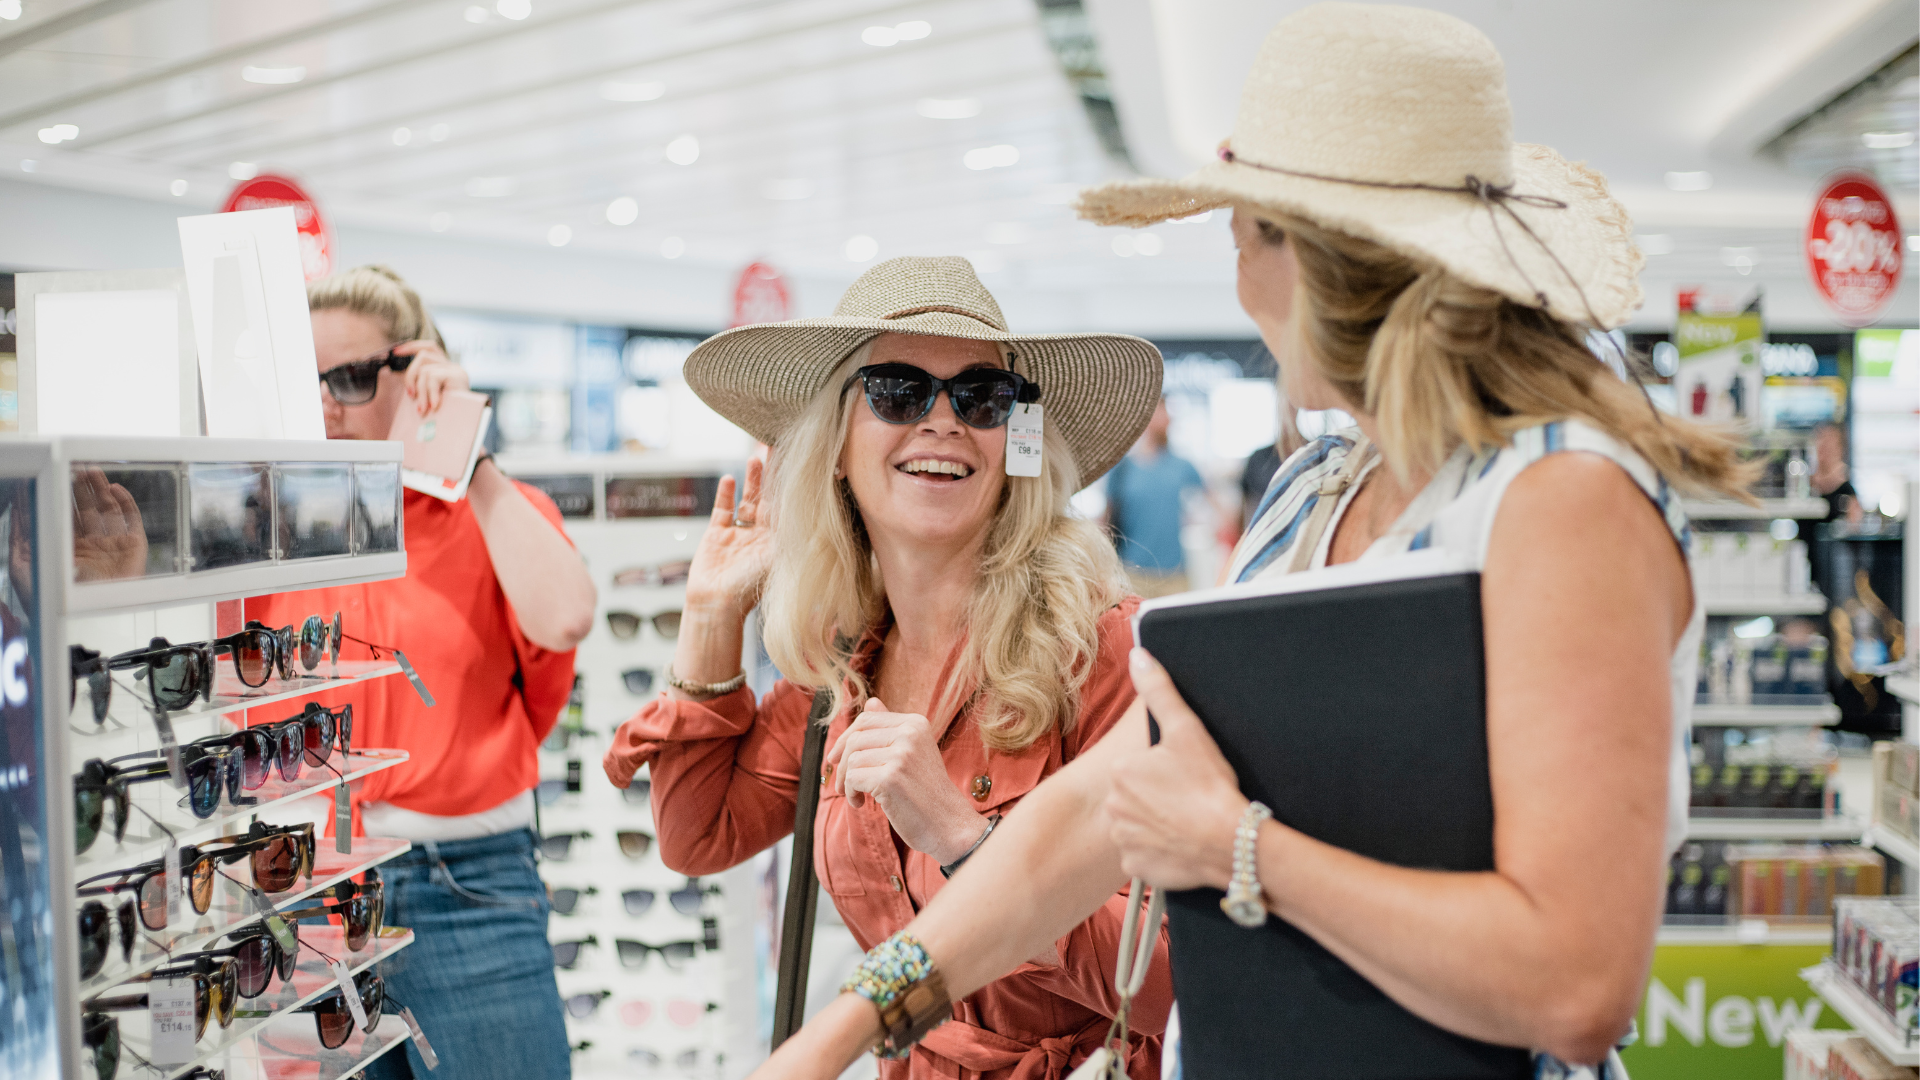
left=1786, top=1028, right=1872, bottom=1080
left=1724, top=845, right=1884, bottom=924
left=1874, top=742, right=1920, bottom=848
left=1832, top=897, right=1919, bottom=1048
left=1827, top=1035, right=1919, bottom=1080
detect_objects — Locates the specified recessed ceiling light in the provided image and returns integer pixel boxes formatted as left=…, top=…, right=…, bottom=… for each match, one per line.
left=1664, top=171, right=1711, bottom=192
left=19, top=159, right=35, bottom=172
left=601, top=80, right=664, bottom=102
left=36, top=124, right=77, bottom=144
left=428, top=123, right=450, bottom=142
left=845, top=234, right=879, bottom=262
left=1862, top=131, right=1915, bottom=150
left=496, top=0, right=530, bottom=19
left=1133, top=232, right=1163, bottom=256
left=547, top=224, right=571, bottom=247
left=430, top=212, right=452, bottom=232
left=463, top=5, right=488, bottom=21
left=229, top=162, right=258, bottom=180
left=1636, top=233, right=1673, bottom=256
left=861, top=26, right=897, bottom=46
left=0, top=1, right=21, bottom=22
left=391, top=127, right=412, bottom=146
left=986, top=223, right=1028, bottom=245
left=894, top=20, right=930, bottom=40
left=1111, top=235, right=1135, bottom=257
left=606, top=196, right=639, bottom=225
left=761, top=178, right=814, bottom=201
left=242, top=64, right=306, bottom=85
left=665, top=135, right=699, bottom=165
left=169, top=179, right=187, bottom=196
left=660, top=237, right=685, bottom=259
left=963, top=144, right=1018, bottom=170
left=916, top=98, right=979, bottom=119
left=466, top=176, right=514, bottom=197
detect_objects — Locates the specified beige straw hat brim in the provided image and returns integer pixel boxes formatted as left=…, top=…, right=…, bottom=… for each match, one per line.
left=684, top=258, right=1163, bottom=487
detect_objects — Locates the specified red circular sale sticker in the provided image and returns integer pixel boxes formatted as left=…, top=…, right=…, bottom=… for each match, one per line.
left=220, top=174, right=334, bottom=282
left=1805, top=171, right=1903, bottom=326
left=730, top=261, right=791, bottom=328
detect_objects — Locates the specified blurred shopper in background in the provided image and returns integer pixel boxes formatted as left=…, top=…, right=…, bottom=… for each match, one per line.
left=1104, top=398, right=1207, bottom=597
left=252, top=264, right=595, bottom=1080
left=1234, top=385, right=1309, bottom=535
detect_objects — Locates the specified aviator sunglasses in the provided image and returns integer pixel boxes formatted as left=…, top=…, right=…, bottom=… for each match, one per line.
left=845, top=362, right=1039, bottom=429
left=320, top=349, right=414, bottom=406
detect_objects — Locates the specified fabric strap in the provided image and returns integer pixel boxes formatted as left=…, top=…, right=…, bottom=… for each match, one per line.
left=1285, top=434, right=1374, bottom=574
left=772, top=688, right=836, bottom=1048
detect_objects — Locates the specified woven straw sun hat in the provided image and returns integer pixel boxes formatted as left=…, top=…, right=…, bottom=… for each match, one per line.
left=1077, top=2, right=1643, bottom=329
left=683, top=256, right=1164, bottom=486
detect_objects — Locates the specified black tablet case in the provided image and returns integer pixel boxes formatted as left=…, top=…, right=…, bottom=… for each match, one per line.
left=1135, top=571, right=1530, bottom=1079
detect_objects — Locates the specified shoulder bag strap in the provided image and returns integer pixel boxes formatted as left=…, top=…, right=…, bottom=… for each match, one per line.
left=1285, top=434, right=1373, bottom=575
left=772, top=687, right=835, bottom=1048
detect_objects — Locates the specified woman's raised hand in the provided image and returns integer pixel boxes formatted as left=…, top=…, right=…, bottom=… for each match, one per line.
left=826, top=698, right=987, bottom=865
left=684, top=456, right=775, bottom=621
left=396, top=339, right=468, bottom=414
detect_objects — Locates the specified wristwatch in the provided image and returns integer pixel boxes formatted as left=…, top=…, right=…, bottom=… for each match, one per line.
left=1220, top=801, right=1273, bottom=928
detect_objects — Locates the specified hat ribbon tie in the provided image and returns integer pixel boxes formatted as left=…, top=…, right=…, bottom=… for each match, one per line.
left=1217, top=147, right=1607, bottom=330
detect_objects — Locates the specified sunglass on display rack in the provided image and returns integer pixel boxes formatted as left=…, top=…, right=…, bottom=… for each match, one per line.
left=620, top=778, right=651, bottom=805
left=75, top=825, right=318, bottom=930
left=611, top=562, right=691, bottom=588
left=181, top=921, right=302, bottom=999
left=619, top=878, right=713, bottom=918
left=293, top=970, right=384, bottom=1049
left=616, top=999, right=717, bottom=1029
left=86, top=954, right=242, bottom=1043
left=277, top=878, right=385, bottom=952
left=542, top=721, right=595, bottom=752
left=81, top=1011, right=162, bottom=1080
left=846, top=362, right=1039, bottom=429
left=620, top=668, right=655, bottom=696
left=74, top=747, right=243, bottom=843
left=319, top=348, right=414, bottom=406
left=247, top=613, right=343, bottom=676
left=606, top=611, right=681, bottom=642
left=565, top=990, right=612, bottom=1019
left=539, top=831, right=590, bottom=860
left=77, top=898, right=138, bottom=981
left=549, top=885, right=597, bottom=916
left=628, top=1047, right=706, bottom=1071
left=613, top=938, right=698, bottom=971
left=553, top=935, right=598, bottom=969
left=74, top=619, right=343, bottom=723
left=616, top=830, right=654, bottom=861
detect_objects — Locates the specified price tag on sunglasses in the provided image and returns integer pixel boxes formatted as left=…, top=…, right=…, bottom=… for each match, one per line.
left=393, top=650, right=436, bottom=707
left=330, top=959, right=371, bottom=1031
left=335, top=784, right=353, bottom=854
left=400, top=1006, right=441, bottom=1070
left=242, top=883, right=298, bottom=954
left=149, top=976, right=198, bottom=1063
left=151, top=703, right=188, bottom=790
left=164, top=844, right=184, bottom=924
left=1005, top=403, right=1043, bottom=477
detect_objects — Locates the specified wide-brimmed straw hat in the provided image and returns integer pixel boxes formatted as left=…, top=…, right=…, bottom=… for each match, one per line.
left=1077, top=2, right=1643, bottom=329
left=684, top=256, right=1163, bottom=486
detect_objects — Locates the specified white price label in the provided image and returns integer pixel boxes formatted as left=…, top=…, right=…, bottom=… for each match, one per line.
left=1005, top=403, right=1043, bottom=477
left=148, top=977, right=198, bottom=1064
left=400, top=1006, right=440, bottom=1070
left=164, top=845, right=184, bottom=924
left=331, top=959, right=370, bottom=1032
left=334, top=784, right=353, bottom=854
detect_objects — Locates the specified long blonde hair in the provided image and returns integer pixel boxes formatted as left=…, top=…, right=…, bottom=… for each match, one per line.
left=759, top=342, right=1127, bottom=751
left=307, top=264, right=444, bottom=348
left=1255, top=213, right=1755, bottom=499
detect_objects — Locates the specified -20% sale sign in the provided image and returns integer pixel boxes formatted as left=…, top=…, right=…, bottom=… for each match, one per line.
left=1805, top=172, right=1903, bottom=326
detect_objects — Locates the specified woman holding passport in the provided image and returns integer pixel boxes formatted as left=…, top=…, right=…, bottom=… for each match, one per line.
left=755, top=6, right=1753, bottom=1079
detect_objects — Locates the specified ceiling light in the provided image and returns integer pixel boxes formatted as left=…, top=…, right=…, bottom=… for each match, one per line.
left=917, top=98, right=979, bottom=119
left=428, top=123, right=450, bottom=142
left=18, top=159, right=35, bottom=172
left=430, top=212, right=452, bottom=232
left=242, top=64, right=306, bottom=85
left=1664, top=171, right=1711, bottom=192
left=466, top=176, right=514, bottom=197
left=496, top=0, right=530, bottom=19
left=761, top=178, right=813, bottom=201
left=391, top=127, right=412, bottom=146
left=660, top=237, right=685, bottom=259
left=169, top=179, right=187, bottom=196
left=1636, top=233, right=1673, bottom=256
left=664, top=135, right=699, bottom=165
left=844, top=234, right=879, bottom=262
left=0, top=1, right=21, bottom=21
left=1862, top=131, right=1915, bottom=150
left=861, top=26, right=898, bottom=46
left=1132, top=232, right=1163, bottom=256
left=894, top=20, right=930, bottom=40
left=963, top=144, right=1018, bottom=170
left=547, top=224, right=571, bottom=247
left=36, top=124, right=77, bottom=144
left=463, top=5, right=488, bottom=21
left=986, top=223, right=1029, bottom=245
left=1111, top=235, right=1135, bottom=257
left=601, top=80, right=664, bottom=102
left=606, top=196, right=639, bottom=225
left=1168, top=210, right=1211, bottom=224
left=229, top=162, right=258, bottom=180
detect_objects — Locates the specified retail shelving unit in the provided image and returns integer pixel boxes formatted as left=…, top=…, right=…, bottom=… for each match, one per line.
left=1800, top=962, right=1918, bottom=1066
left=4, top=438, right=431, bottom=1080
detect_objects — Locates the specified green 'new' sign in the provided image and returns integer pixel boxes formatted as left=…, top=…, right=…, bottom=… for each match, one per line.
left=1619, top=943, right=1847, bottom=1079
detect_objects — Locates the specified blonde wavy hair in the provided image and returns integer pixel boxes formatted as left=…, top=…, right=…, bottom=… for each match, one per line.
left=1254, top=212, right=1755, bottom=499
left=759, top=341, right=1128, bottom=752
left=306, top=264, right=444, bottom=349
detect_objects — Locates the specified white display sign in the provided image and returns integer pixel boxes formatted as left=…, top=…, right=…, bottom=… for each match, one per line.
left=32, top=289, right=183, bottom=437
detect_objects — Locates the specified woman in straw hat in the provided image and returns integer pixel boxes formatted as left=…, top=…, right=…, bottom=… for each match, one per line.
left=603, top=256, right=1173, bottom=1077
left=751, top=4, right=1754, bottom=1078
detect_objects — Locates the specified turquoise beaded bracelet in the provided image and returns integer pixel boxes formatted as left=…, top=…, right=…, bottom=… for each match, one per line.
left=841, top=932, right=944, bottom=1059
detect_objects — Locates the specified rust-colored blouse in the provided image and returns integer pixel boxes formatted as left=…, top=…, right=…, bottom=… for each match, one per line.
left=603, top=598, right=1171, bottom=1080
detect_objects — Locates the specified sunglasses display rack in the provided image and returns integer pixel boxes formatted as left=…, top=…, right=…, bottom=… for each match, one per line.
left=501, top=456, right=766, bottom=1079
left=0, top=437, right=432, bottom=1080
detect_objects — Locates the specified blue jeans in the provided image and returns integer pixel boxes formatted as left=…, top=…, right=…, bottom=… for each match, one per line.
left=364, top=828, right=568, bottom=1080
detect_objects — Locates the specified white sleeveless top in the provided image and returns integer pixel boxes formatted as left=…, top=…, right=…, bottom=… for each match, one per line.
left=1228, top=419, right=1699, bottom=856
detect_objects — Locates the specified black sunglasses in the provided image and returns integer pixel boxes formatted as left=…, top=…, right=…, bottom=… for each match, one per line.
left=539, top=831, right=589, bottom=860
left=620, top=777, right=651, bottom=805
left=277, top=878, right=385, bottom=952
left=71, top=646, right=112, bottom=723
left=78, top=897, right=138, bottom=981
left=295, top=970, right=384, bottom=1048
left=87, top=955, right=241, bottom=1043
left=846, top=362, right=1039, bottom=429
left=79, top=744, right=243, bottom=832
left=613, top=938, right=698, bottom=971
left=549, top=885, right=597, bottom=916
left=320, top=349, right=414, bottom=406
left=553, top=935, right=598, bottom=969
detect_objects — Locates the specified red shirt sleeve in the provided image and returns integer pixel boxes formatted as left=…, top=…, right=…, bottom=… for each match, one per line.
left=503, top=480, right=578, bottom=744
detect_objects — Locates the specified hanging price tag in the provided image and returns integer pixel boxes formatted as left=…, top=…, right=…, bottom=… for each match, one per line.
left=335, top=784, right=353, bottom=854
left=151, top=703, right=187, bottom=789
left=148, top=977, right=199, bottom=1064
left=242, top=884, right=297, bottom=953
left=331, top=959, right=371, bottom=1032
left=393, top=650, right=436, bottom=707
left=1004, top=403, right=1043, bottom=477
left=164, top=845, right=184, bottom=924
left=400, top=1006, right=440, bottom=1070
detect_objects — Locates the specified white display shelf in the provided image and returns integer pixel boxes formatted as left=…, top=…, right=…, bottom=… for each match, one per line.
left=1867, top=823, right=1919, bottom=867
left=1690, top=701, right=1841, bottom=726
left=73, top=749, right=409, bottom=877
left=101, top=927, right=414, bottom=1080
left=77, top=838, right=412, bottom=999
left=1801, top=962, right=1918, bottom=1065
left=67, top=661, right=405, bottom=746
left=1684, top=497, right=1829, bottom=520
left=1657, top=922, right=1830, bottom=946
left=1701, top=593, right=1828, bottom=615
left=246, top=1013, right=414, bottom=1080
left=1684, top=815, right=1865, bottom=841
left=1888, top=674, right=1918, bottom=706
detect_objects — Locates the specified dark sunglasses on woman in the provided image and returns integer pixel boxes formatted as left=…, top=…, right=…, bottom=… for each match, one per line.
left=295, top=970, right=384, bottom=1048
left=320, top=348, right=414, bottom=406
left=77, top=897, right=138, bottom=981
left=846, top=362, right=1040, bottom=429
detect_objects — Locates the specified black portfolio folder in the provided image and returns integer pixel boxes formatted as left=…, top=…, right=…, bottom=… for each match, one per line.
left=1134, top=554, right=1530, bottom=1079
